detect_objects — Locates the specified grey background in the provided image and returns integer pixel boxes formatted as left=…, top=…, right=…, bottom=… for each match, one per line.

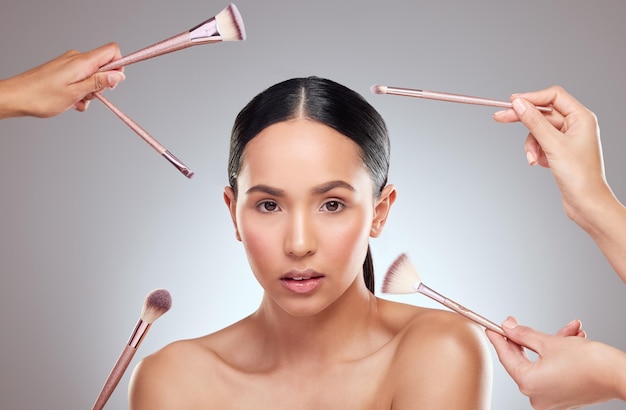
left=1, top=0, right=625, bottom=408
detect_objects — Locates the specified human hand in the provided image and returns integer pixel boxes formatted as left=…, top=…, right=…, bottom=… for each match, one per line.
left=0, top=42, right=125, bottom=119
left=493, top=86, right=612, bottom=227
left=486, top=316, right=625, bottom=409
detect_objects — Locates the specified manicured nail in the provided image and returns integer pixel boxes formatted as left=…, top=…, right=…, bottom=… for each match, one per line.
left=503, top=317, right=518, bottom=329
left=512, top=98, right=528, bottom=114
left=526, top=150, right=537, bottom=166
left=108, top=72, right=126, bottom=89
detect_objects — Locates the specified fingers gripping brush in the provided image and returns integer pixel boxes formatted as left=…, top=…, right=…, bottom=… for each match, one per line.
left=92, top=289, right=172, bottom=410
left=382, top=253, right=505, bottom=336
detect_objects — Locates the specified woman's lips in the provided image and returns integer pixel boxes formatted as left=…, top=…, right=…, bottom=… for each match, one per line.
left=280, top=271, right=324, bottom=294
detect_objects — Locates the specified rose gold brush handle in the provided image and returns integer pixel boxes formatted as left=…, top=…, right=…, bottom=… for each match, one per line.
left=92, top=320, right=151, bottom=410
left=416, top=283, right=505, bottom=336
left=94, top=93, right=194, bottom=178
left=92, top=345, right=137, bottom=410
left=98, top=20, right=220, bottom=72
left=376, top=85, right=553, bottom=113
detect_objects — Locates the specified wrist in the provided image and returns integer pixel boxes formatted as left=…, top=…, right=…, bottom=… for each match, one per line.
left=566, top=182, right=620, bottom=235
left=609, top=345, right=626, bottom=401
left=0, top=76, right=28, bottom=119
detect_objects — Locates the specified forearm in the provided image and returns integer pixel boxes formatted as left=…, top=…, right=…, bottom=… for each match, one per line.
left=590, top=340, right=626, bottom=402
left=0, top=76, right=26, bottom=119
left=574, top=187, right=626, bottom=284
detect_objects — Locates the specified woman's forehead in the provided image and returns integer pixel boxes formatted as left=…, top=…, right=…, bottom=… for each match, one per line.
left=238, top=119, right=370, bottom=188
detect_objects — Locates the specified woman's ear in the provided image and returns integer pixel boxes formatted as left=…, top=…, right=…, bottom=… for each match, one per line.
left=370, top=184, right=397, bottom=238
left=223, top=186, right=241, bottom=241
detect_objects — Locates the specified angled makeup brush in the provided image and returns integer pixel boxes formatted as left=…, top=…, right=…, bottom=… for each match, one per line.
left=371, top=85, right=553, bottom=113
left=92, top=288, right=172, bottom=410
left=98, top=3, right=246, bottom=72
left=383, top=253, right=505, bottom=336
left=94, top=3, right=246, bottom=177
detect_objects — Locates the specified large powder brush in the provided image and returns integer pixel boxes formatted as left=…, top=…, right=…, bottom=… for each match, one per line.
left=92, top=288, right=172, bottom=410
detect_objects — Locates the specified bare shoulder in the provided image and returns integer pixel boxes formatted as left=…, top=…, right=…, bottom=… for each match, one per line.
left=128, top=337, right=218, bottom=409
left=129, top=318, right=253, bottom=410
left=378, top=298, right=493, bottom=409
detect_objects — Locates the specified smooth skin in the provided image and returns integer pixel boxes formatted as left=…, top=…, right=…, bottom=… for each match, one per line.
left=0, top=42, right=125, bottom=119
left=129, top=119, right=492, bottom=409
left=486, top=86, right=626, bottom=409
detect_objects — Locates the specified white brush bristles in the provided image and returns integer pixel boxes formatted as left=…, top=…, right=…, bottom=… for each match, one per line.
left=370, top=85, right=388, bottom=95
left=381, top=253, right=422, bottom=294
left=216, top=3, right=246, bottom=41
left=140, top=288, right=172, bottom=324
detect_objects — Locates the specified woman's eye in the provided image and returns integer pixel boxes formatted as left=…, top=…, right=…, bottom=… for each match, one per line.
left=321, top=200, right=343, bottom=212
left=258, top=201, right=280, bottom=213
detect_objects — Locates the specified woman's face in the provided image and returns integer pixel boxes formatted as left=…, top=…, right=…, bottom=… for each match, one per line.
left=224, top=118, right=393, bottom=316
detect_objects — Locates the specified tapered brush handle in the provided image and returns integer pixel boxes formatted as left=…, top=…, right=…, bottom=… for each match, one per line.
left=93, top=93, right=194, bottom=178
left=99, top=31, right=194, bottom=72
left=94, top=93, right=165, bottom=153
left=417, top=283, right=505, bottom=336
left=441, top=298, right=505, bottom=336
left=92, top=345, right=137, bottom=410
left=382, top=86, right=553, bottom=113
left=98, top=16, right=221, bottom=72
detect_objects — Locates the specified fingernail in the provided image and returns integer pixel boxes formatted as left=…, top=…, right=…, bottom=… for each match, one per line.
left=526, top=150, right=537, bottom=166
left=512, top=98, right=528, bottom=114
left=493, top=109, right=507, bottom=116
left=568, top=319, right=582, bottom=330
left=503, top=317, right=518, bottom=329
left=107, top=72, right=126, bottom=89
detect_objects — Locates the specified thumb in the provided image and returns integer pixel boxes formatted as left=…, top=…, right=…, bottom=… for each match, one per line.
left=502, top=316, right=547, bottom=354
left=512, top=98, right=556, bottom=147
left=74, top=71, right=126, bottom=96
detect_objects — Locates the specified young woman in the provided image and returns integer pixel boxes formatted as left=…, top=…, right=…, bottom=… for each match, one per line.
left=129, top=77, right=493, bottom=409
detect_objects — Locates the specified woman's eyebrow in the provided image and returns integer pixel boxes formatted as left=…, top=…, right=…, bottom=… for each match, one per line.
left=311, top=180, right=355, bottom=195
left=245, top=185, right=285, bottom=196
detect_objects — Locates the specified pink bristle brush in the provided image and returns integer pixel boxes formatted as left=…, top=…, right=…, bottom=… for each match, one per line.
left=94, top=3, right=246, bottom=178
left=382, top=253, right=506, bottom=336
left=371, top=85, right=552, bottom=113
left=92, top=288, right=172, bottom=410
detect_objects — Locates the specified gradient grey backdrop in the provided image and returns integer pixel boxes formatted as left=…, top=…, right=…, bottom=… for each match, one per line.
left=1, top=1, right=625, bottom=409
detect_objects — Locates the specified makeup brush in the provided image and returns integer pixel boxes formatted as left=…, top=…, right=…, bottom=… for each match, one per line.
left=371, top=85, right=553, bottom=113
left=93, top=3, right=246, bottom=177
left=382, top=253, right=505, bottom=336
left=92, top=288, right=172, bottom=410
left=98, top=3, right=246, bottom=72
left=93, top=93, right=194, bottom=178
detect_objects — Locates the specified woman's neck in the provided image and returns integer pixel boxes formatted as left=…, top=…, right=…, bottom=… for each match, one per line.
left=251, top=278, right=388, bottom=366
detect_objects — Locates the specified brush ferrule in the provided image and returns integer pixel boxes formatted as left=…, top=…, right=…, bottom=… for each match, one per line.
left=162, top=150, right=195, bottom=178
left=188, top=17, right=222, bottom=43
left=417, top=283, right=446, bottom=304
left=128, top=319, right=152, bottom=349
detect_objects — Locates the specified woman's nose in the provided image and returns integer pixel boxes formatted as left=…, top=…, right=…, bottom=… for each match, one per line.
left=283, top=210, right=317, bottom=257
